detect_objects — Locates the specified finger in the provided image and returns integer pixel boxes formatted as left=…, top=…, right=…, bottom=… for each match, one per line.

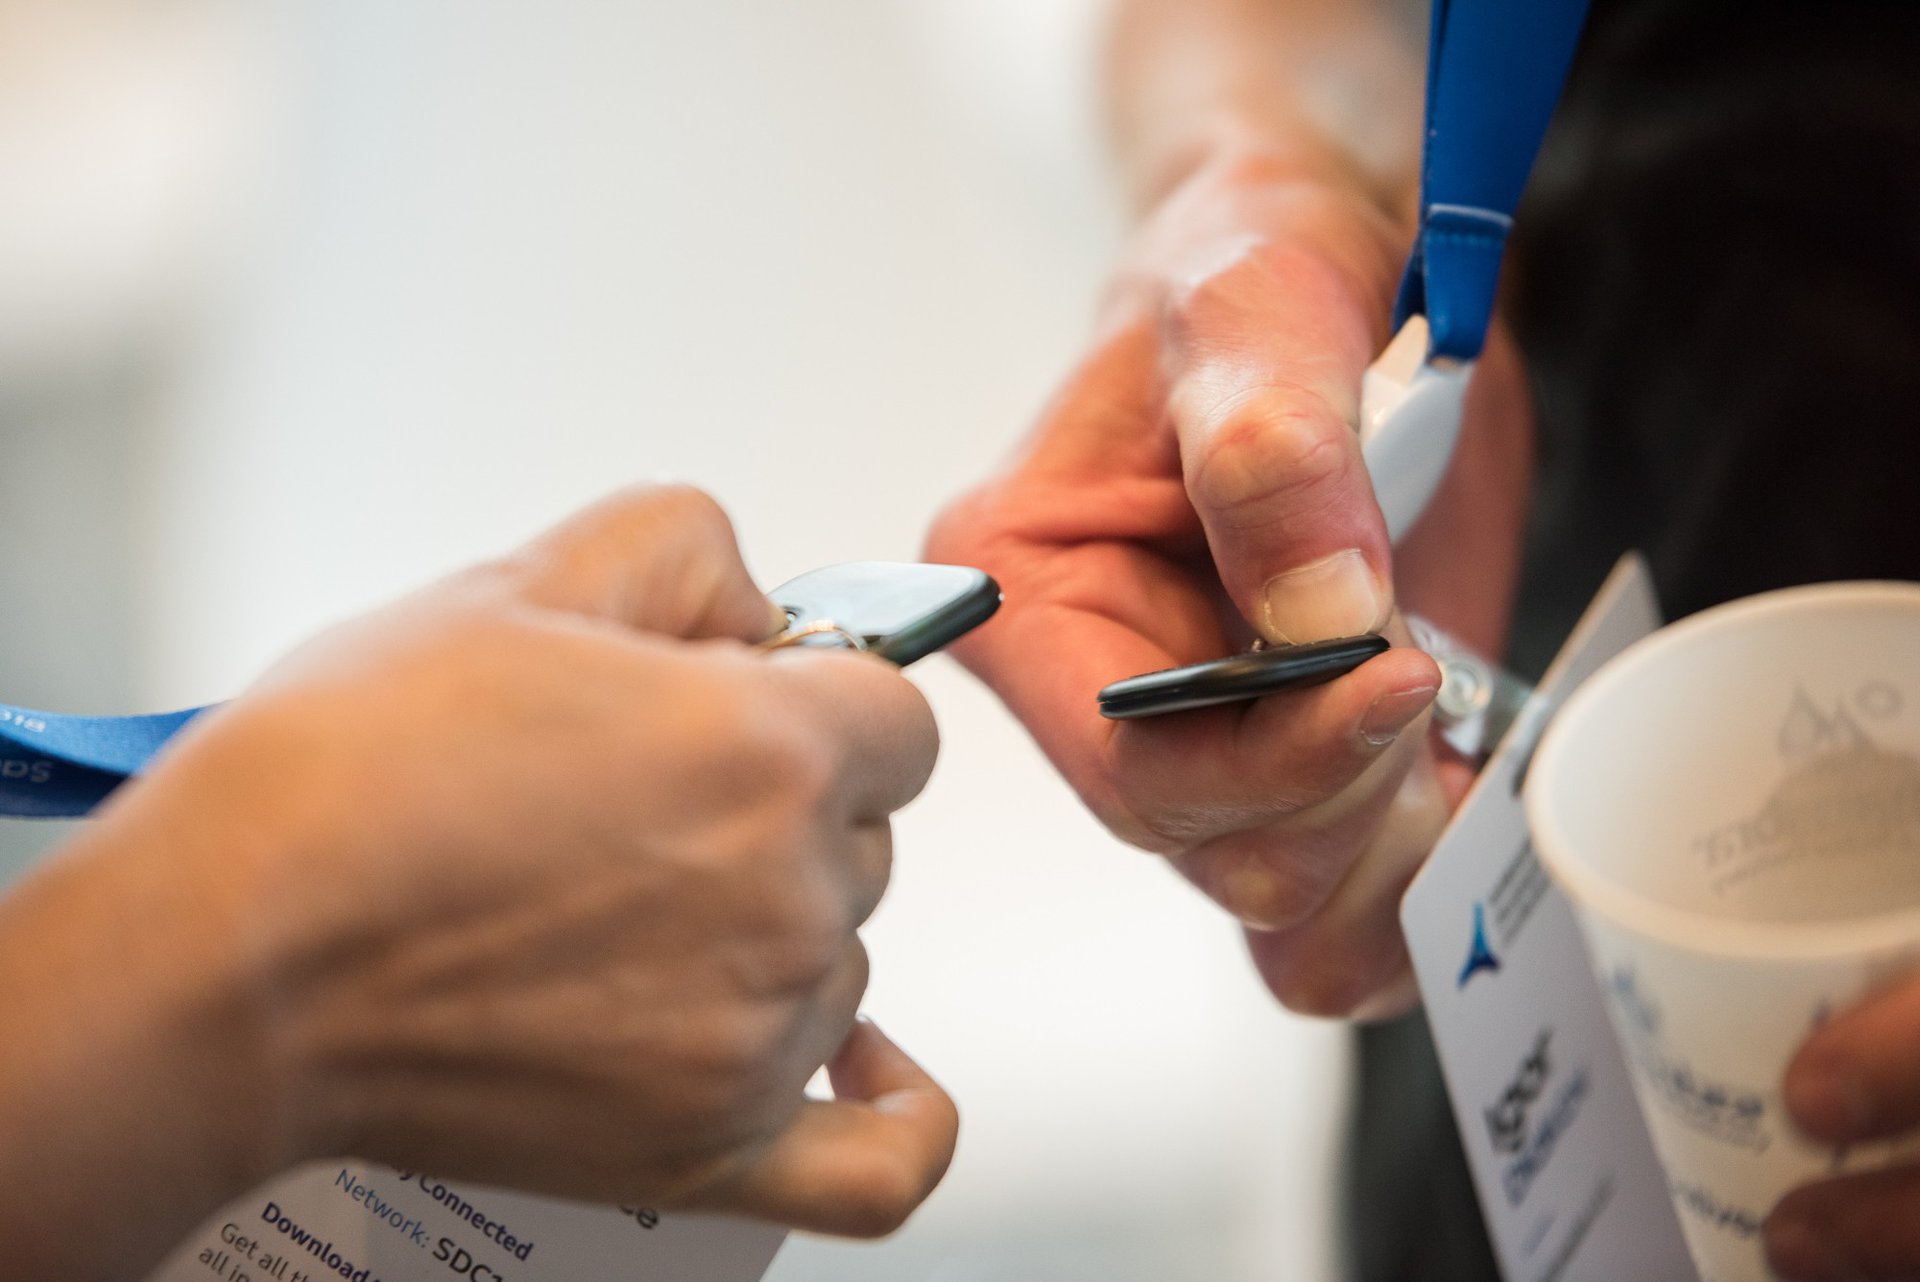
left=1169, top=715, right=1424, bottom=930
left=700, top=1019, right=959, bottom=1238
left=1786, top=972, right=1920, bottom=1144
left=1163, top=238, right=1396, bottom=644
left=1235, top=735, right=1450, bottom=1017
left=949, top=554, right=1437, bottom=852
left=500, top=484, right=784, bottom=641
left=1109, top=643, right=1440, bottom=848
left=760, top=649, right=940, bottom=821
left=1767, top=1163, right=1920, bottom=1282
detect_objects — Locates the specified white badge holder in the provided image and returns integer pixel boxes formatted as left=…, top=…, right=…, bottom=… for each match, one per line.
left=1359, top=319, right=1532, bottom=760
left=1358, top=316, right=1472, bottom=546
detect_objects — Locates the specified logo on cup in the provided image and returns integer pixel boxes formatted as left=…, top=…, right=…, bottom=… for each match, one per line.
left=1640, top=1053, right=1768, bottom=1152
left=1670, top=1178, right=1763, bottom=1241
left=1608, top=969, right=1770, bottom=1151
left=1606, top=965, right=1661, bottom=1038
left=1690, top=680, right=1920, bottom=897
left=1457, top=901, right=1502, bottom=989
left=1779, top=686, right=1875, bottom=761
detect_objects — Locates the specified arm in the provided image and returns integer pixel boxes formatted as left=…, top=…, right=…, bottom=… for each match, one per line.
left=1107, top=0, right=1425, bottom=214
left=0, top=486, right=957, bottom=1280
left=929, top=0, right=1534, bottom=1017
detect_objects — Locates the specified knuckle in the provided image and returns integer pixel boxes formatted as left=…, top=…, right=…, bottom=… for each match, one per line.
left=674, top=1012, right=784, bottom=1106
left=432, top=552, right=541, bottom=609
left=757, top=725, right=838, bottom=817
left=610, top=481, right=730, bottom=535
left=708, top=852, right=852, bottom=996
left=754, top=917, right=853, bottom=997
left=1165, top=253, right=1266, bottom=337
left=532, top=484, right=738, bottom=606
left=1188, top=396, right=1355, bottom=529
left=699, top=687, right=837, bottom=817
left=389, top=607, right=544, bottom=696
left=1219, top=868, right=1327, bottom=936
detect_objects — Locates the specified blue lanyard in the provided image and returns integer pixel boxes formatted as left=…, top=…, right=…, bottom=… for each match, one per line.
left=1393, top=0, right=1592, bottom=361
left=1, top=703, right=206, bottom=818
left=1, top=0, right=1592, bottom=821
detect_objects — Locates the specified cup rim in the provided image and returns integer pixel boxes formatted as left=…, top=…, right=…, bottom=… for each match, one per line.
left=1525, top=580, right=1920, bottom=962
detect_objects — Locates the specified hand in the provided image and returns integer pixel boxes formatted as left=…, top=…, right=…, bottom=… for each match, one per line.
left=928, top=146, right=1531, bottom=1018
left=0, top=486, right=955, bottom=1281
left=1767, top=973, right=1920, bottom=1280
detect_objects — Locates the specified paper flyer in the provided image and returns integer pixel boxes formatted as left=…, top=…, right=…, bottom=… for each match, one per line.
left=144, top=1163, right=786, bottom=1282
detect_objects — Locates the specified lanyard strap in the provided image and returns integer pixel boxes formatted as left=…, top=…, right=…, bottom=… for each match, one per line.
left=0, top=703, right=207, bottom=818
left=1392, top=0, right=1592, bottom=362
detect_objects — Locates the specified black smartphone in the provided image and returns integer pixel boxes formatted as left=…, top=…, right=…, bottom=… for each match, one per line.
left=1096, top=634, right=1390, bottom=720
left=767, top=562, right=1002, bottom=666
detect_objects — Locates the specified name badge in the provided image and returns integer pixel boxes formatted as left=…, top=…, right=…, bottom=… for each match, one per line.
left=1400, top=554, right=1695, bottom=1280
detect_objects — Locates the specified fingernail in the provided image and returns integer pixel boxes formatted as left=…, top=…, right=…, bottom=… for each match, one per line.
left=1765, top=1203, right=1853, bottom=1282
left=1787, top=1051, right=1878, bottom=1140
left=1359, top=683, right=1439, bottom=747
left=1261, top=549, right=1387, bottom=644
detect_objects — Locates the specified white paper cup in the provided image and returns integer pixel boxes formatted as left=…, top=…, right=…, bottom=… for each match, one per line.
left=1526, top=582, right=1920, bottom=1282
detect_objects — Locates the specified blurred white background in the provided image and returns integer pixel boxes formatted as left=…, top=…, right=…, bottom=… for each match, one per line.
left=0, top=2, right=1350, bottom=1277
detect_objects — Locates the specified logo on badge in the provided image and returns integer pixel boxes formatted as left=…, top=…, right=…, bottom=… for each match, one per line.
left=1457, top=901, right=1502, bottom=989
left=1484, top=1029, right=1552, bottom=1155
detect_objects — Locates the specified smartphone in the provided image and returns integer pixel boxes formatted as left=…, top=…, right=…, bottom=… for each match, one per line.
left=767, top=562, right=1001, bottom=666
left=1096, top=634, right=1390, bottom=720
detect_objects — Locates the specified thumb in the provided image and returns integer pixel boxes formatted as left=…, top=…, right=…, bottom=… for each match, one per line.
left=1175, top=376, right=1393, bottom=643
left=504, top=484, right=786, bottom=641
left=1161, top=243, right=1396, bottom=643
left=694, top=1019, right=959, bottom=1238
